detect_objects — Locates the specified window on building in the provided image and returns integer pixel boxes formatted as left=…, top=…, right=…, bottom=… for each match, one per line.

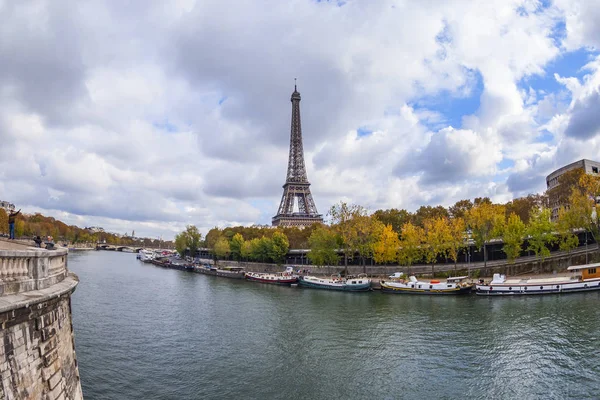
left=593, top=167, right=599, bottom=174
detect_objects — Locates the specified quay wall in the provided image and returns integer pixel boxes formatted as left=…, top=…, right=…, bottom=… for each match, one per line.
left=0, top=245, right=82, bottom=400
left=216, top=248, right=599, bottom=278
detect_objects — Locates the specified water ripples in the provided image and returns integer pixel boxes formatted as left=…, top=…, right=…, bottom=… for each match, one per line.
left=69, top=252, right=600, bottom=399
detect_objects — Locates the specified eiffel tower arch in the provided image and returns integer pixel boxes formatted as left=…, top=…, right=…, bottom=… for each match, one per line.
left=272, top=84, right=323, bottom=228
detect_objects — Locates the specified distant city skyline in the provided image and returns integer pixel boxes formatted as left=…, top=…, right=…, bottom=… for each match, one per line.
left=1, top=1, right=600, bottom=239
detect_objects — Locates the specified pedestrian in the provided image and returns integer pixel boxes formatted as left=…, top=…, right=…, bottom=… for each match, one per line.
left=34, top=236, right=42, bottom=248
left=8, top=209, right=21, bottom=240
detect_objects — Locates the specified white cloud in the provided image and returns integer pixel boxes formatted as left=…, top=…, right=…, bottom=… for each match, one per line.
left=0, top=0, right=599, bottom=238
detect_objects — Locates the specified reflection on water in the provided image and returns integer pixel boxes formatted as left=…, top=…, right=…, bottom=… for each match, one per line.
left=69, top=251, right=600, bottom=399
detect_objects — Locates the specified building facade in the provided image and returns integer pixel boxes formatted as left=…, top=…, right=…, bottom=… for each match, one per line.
left=546, top=159, right=600, bottom=220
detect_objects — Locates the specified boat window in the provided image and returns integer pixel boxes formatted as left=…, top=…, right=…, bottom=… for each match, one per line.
left=556, top=285, right=560, bottom=289
left=411, top=285, right=414, bottom=288
left=524, top=287, right=527, bottom=290
left=509, top=287, right=512, bottom=290
left=540, top=286, right=543, bottom=290
left=447, top=285, right=452, bottom=288
left=588, top=268, right=597, bottom=274
left=429, top=285, right=433, bottom=289
left=359, top=281, right=362, bottom=284
left=352, top=281, right=356, bottom=284
left=418, top=285, right=421, bottom=288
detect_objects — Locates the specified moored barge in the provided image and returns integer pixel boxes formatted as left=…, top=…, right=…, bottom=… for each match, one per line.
left=476, top=263, right=600, bottom=295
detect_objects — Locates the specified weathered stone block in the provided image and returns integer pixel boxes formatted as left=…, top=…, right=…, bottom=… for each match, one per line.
left=48, top=370, right=63, bottom=390
left=43, top=349, right=59, bottom=367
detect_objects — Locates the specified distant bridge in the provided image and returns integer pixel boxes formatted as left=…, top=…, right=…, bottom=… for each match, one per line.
left=96, top=244, right=144, bottom=252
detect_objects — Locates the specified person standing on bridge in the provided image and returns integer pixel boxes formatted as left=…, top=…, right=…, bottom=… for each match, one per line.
left=8, top=209, right=21, bottom=240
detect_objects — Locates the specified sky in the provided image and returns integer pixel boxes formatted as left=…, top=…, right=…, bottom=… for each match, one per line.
left=1, top=0, right=600, bottom=240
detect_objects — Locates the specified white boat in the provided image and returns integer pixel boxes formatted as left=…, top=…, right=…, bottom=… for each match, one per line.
left=137, top=249, right=155, bottom=262
left=476, top=263, right=600, bottom=295
left=380, top=275, right=473, bottom=295
left=298, top=274, right=372, bottom=291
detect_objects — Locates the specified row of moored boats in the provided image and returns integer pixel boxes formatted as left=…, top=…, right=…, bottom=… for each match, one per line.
left=137, top=249, right=600, bottom=296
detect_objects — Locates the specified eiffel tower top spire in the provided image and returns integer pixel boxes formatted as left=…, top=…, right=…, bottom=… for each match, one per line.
left=286, top=82, right=308, bottom=183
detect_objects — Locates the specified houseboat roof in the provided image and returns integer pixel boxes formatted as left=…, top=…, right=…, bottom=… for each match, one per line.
left=567, top=262, right=600, bottom=271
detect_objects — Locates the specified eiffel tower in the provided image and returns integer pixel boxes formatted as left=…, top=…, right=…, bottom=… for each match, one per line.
left=272, top=83, right=323, bottom=227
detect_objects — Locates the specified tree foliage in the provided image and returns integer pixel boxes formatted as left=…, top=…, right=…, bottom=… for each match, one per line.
left=502, top=213, right=526, bottom=263
left=397, top=222, right=423, bottom=271
left=373, top=224, right=400, bottom=264
left=214, top=236, right=231, bottom=262
left=307, top=226, right=339, bottom=267
left=466, top=202, right=505, bottom=268
left=230, top=233, right=244, bottom=262
left=269, top=231, right=290, bottom=265
left=526, top=208, right=556, bottom=266
left=174, top=225, right=202, bottom=258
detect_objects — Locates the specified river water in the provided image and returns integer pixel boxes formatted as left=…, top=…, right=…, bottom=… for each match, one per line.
left=69, top=251, right=600, bottom=399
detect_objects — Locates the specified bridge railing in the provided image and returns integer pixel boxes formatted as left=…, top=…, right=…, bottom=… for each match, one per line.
left=0, top=248, right=68, bottom=296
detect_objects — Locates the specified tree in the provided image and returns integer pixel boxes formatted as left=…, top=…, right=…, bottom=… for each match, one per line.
left=556, top=205, right=580, bottom=265
left=0, top=209, right=7, bottom=234
left=448, top=199, right=473, bottom=220
left=505, top=194, right=548, bottom=224
left=502, top=213, right=526, bottom=263
left=241, top=240, right=253, bottom=261
left=423, top=217, right=451, bottom=277
left=349, top=215, right=383, bottom=272
left=329, top=202, right=365, bottom=274
left=372, top=208, right=411, bottom=235
left=174, top=232, right=187, bottom=257
left=307, top=226, right=339, bottom=267
left=526, top=208, right=556, bottom=272
left=397, top=222, right=424, bottom=274
left=230, top=233, right=244, bottom=262
left=447, top=217, right=466, bottom=272
left=412, top=205, right=449, bottom=227
left=214, top=237, right=231, bottom=264
left=269, top=231, right=289, bottom=265
left=373, top=224, right=400, bottom=265
left=466, top=202, right=505, bottom=269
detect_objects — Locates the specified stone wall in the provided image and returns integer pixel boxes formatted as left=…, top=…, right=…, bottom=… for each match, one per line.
left=0, top=243, right=82, bottom=400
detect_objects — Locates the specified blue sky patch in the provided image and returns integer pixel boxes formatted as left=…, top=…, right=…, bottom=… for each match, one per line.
left=519, top=48, right=596, bottom=96
left=411, top=69, right=483, bottom=130
left=218, top=96, right=228, bottom=105
left=153, top=120, right=178, bottom=133
left=357, top=126, right=372, bottom=137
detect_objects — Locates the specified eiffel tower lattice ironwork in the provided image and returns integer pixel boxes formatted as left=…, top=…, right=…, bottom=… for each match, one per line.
left=272, top=83, right=323, bottom=227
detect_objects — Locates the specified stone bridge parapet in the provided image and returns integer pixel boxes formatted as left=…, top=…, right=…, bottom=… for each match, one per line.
left=0, top=248, right=68, bottom=297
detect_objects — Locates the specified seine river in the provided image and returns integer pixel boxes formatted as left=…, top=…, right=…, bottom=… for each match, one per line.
left=69, top=251, right=600, bottom=399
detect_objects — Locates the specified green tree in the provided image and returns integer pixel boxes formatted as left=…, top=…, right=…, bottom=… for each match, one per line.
left=397, top=222, right=424, bottom=274
left=269, top=231, right=289, bottom=265
left=448, top=199, right=473, bottom=220
left=230, top=233, right=245, bottom=262
left=174, top=225, right=202, bottom=258
left=329, top=202, right=365, bottom=274
left=502, top=213, right=526, bottom=263
left=307, top=226, right=339, bottom=267
left=214, top=237, right=231, bottom=264
left=350, top=215, right=383, bottom=272
left=556, top=201, right=581, bottom=265
left=373, top=224, right=400, bottom=264
left=372, top=208, right=411, bottom=235
left=0, top=209, right=7, bottom=234
left=423, top=217, right=451, bottom=276
left=466, top=202, right=505, bottom=269
left=447, top=217, right=466, bottom=272
left=526, top=208, right=556, bottom=272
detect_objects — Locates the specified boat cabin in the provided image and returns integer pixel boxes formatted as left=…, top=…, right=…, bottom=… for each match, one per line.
left=567, top=262, right=600, bottom=280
